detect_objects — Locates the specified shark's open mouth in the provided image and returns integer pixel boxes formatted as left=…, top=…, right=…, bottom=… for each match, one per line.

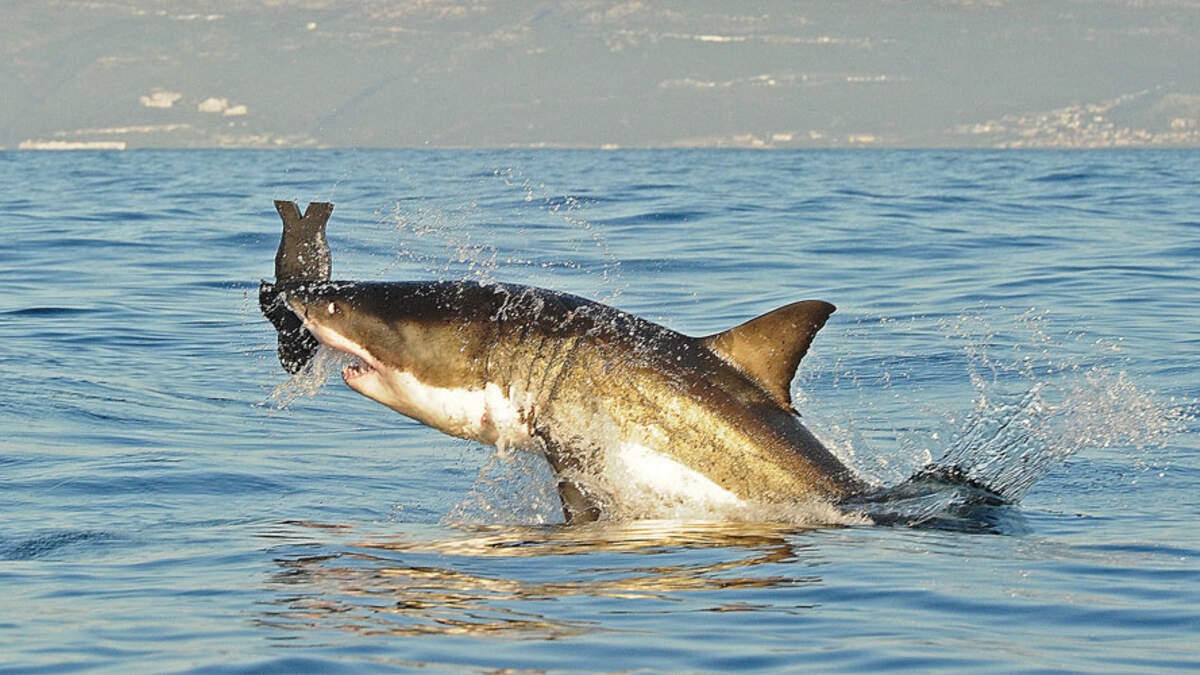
left=343, top=357, right=375, bottom=382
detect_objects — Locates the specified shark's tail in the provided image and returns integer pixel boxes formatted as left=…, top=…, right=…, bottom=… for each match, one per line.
left=839, top=463, right=1015, bottom=532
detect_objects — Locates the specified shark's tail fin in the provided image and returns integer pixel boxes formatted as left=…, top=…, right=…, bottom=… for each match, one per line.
left=259, top=200, right=333, bottom=374
left=840, top=463, right=1016, bottom=532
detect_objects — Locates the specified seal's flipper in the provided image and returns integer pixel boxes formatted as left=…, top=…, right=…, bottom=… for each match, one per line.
left=273, top=200, right=332, bottom=281
left=259, top=280, right=321, bottom=374
left=260, top=200, right=334, bottom=373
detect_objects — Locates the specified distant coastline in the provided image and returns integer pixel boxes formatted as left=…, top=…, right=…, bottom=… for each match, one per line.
left=8, top=141, right=1199, bottom=151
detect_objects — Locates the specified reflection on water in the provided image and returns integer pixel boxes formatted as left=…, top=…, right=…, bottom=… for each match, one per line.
left=258, top=519, right=819, bottom=639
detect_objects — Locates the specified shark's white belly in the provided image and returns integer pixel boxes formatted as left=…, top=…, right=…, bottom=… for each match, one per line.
left=370, top=367, right=744, bottom=512
left=607, top=442, right=744, bottom=510
left=376, top=371, right=536, bottom=450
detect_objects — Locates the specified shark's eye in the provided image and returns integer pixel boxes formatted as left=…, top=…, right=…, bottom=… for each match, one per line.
left=327, top=301, right=338, bottom=315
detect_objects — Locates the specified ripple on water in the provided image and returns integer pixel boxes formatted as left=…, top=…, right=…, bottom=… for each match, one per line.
left=1, top=530, right=120, bottom=561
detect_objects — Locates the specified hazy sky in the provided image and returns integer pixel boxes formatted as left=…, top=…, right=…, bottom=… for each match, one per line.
left=4, top=0, right=1200, bottom=149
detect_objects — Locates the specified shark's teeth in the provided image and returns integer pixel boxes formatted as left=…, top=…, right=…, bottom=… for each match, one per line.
left=342, top=358, right=375, bottom=381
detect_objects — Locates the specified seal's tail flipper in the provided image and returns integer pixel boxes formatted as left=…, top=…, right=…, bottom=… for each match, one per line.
left=259, top=201, right=333, bottom=374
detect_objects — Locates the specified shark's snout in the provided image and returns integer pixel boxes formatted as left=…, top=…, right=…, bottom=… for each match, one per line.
left=283, top=291, right=309, bottom=319
left=285, top=292, right=348, bottom=330
left=278, top=284, right=333, bottom=321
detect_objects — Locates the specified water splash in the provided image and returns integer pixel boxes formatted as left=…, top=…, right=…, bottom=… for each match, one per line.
left=266, top=345, right=354, bottom=408
left=814, top=308, right=1191, bottom=510
left=783, top=306, right=1193, bottom=530
left=445, top=437, right=868, bottom=529
left=380, top=167, right=626, bottom=301
left=385, top=202, right=503, bottom=283
left=933, top=309, right=1189, bottom=501
left=935, top=363, right=1187, bottom=501
left=493, top=167, right=627, bottom=302
left=444, top=448, right=563, bottom=526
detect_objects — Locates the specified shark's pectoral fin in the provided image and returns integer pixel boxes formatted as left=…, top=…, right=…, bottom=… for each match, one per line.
left=541, top=436, right=604, bottom=524
left=556, top=479, right=602, bottom=524
left=700, top=299, right=836, bottom=408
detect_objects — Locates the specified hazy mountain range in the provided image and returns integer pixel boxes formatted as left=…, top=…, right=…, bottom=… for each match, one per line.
left=5, top=0, right=1200, bottom=149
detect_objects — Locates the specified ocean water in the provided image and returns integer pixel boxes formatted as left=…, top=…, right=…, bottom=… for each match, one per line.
left=1, top=148, right=1197, bottom=672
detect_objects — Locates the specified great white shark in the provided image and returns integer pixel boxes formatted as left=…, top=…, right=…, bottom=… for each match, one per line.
left=260, top=202, right=1005, bottom=525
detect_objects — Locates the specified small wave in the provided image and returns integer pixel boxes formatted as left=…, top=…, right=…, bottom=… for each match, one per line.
left=1, top=529, right=116, bottom=560
left=2, top=306, right=97, bottom=317
left=38, top=236, right=155, bottom=250
left=832, top=187, right=898, bottom=199
left=207, top=231, right=271, bottom=247
left=1030, top=171, right=1100, bottom=183
left=594, top=209, right=709, bottom=226
left=627, top=182, right=686, bottom=192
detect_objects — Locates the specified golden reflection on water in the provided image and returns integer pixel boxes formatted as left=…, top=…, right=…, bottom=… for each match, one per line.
left=258, top=520, right=823, bottom=639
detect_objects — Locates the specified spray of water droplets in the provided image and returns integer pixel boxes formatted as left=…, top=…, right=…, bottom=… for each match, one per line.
left=933, top=309, right=1190, bottom=500
left=803, top=307, right=1191, bottom=502
left=266, top=346, right=355, bottom=409
left=444, top=448, right=563, bottom=526
left=377, top=167, right=626, bottom=302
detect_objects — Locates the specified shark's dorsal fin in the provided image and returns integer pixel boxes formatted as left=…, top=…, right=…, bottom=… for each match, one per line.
left=700, top=300, right=836, bottom=409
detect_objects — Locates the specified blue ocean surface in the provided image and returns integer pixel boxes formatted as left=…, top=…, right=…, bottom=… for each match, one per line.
left=1, top=149, right=1197, bottom=672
